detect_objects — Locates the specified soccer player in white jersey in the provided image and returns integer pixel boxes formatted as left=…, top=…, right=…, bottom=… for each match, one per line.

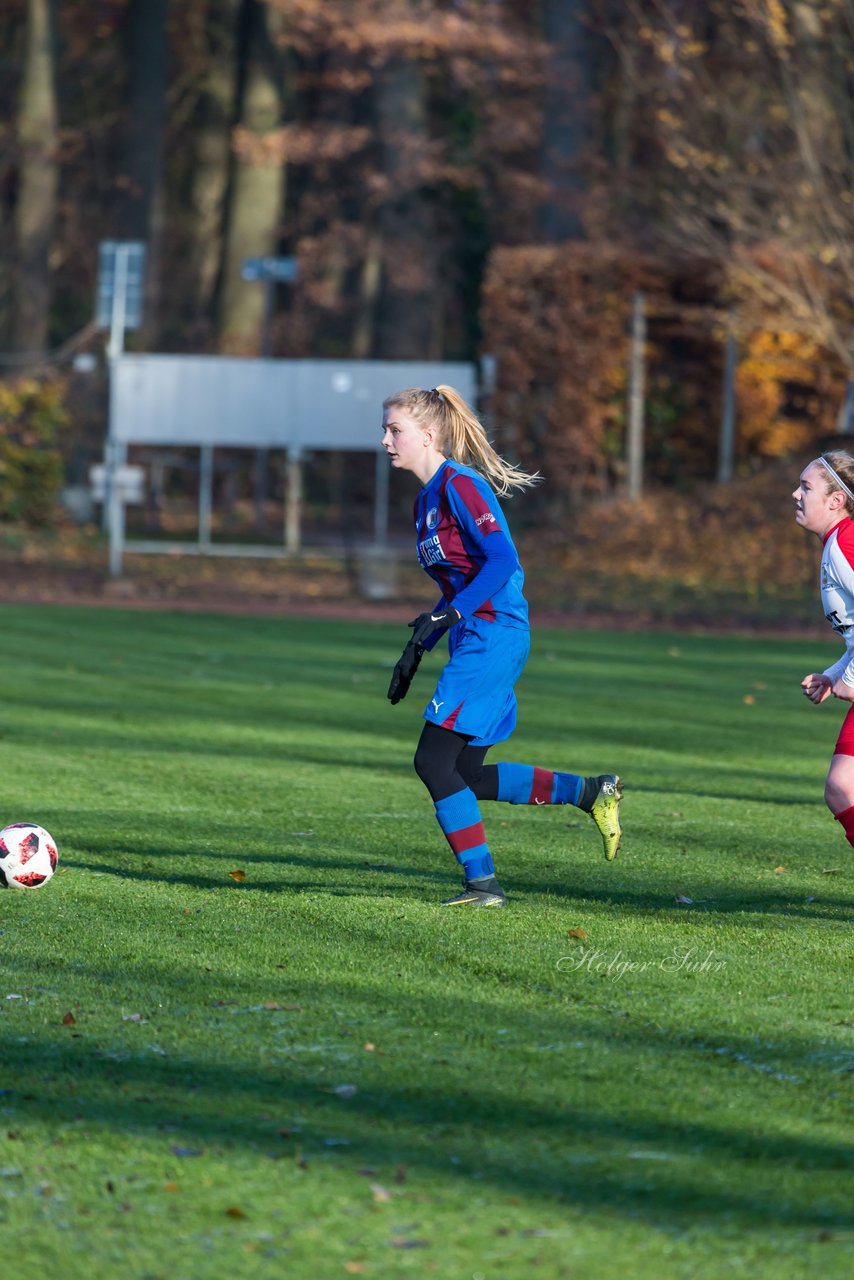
left=382, top=384, right=622, bottom=907
left=794, top=450, right=854, bottom=849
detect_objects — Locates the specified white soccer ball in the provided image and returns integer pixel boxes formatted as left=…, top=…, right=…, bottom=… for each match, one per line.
left=0, top=823, right=58, bottom=889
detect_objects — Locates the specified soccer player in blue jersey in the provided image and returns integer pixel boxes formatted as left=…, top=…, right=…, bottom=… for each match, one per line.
left=383, top=384, right=622, bottom=907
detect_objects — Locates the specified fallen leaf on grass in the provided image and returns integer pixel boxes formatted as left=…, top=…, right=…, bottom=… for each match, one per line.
left=330, top=1084, right=358, bottom=1098
left=62, top=1012, right=76, bottom=1026
left=675, top=896, right=694, bottom=905
left=122, top=1013, right=145, bottom=1023
left=567, top=927, right=589, bottom=942
left=370, top=1182, right=391, bottom=1202
left=225, top=1205, right=247, bottom=1219
left=344, top=1265, right=367, bottom=1275
left=822, top=868, right=842, bottom=875
left=773, top=866, right=786, bottom=874
left=363, top=1042, right=375, bottom=1051
left=164, top=1182, right=179, bottom=1193
left=228, top=869, right=247, bottom=882
left=743, top=694, right=756, bottom=705
left=390, top=1237, right=428, bottom=1249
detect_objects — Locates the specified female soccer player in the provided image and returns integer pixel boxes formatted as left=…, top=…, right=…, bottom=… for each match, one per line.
left=383, top=384, right=622, bottom=907
left=795, top=449, right=854, bottom=849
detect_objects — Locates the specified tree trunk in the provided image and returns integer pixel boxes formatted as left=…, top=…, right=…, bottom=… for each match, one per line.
left=218, top=0, right=289, bottom=353
left=351, top=227, right=383, bottom=359
left=121, top=0, right=169, bottom=346
left=374, top=53, right=441, bottom=360
left=189, top=0, right=241, bottom=324
left=13, top=0, right=58, bottom=355
left=539, top=0, right=592, bottom=242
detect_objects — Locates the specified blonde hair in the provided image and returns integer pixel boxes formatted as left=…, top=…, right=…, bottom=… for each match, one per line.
left=382, top=385, right=540, bottom=497
left=818, top=450, right=854, bottom=515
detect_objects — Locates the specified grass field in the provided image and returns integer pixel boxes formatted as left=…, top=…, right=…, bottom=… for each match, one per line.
left=0, top=603, right=852, bottom=1280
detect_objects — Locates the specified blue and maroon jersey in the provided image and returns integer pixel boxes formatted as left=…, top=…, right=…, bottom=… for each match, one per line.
left=414, top=459, right=528, bottom=630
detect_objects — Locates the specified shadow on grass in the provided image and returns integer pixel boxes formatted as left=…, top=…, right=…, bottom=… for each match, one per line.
left=58, top=826, right=852, bottom=923
left=1, top=985, right=851, bottom=1236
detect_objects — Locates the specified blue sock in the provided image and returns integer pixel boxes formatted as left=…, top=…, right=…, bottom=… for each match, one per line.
left=496, top=763, right=583, bottom=806
left=434, top=787, right=495, bottom=881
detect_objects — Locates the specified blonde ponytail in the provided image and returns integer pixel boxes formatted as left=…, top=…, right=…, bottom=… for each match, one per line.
left=382, top=384, right=540, bottom=496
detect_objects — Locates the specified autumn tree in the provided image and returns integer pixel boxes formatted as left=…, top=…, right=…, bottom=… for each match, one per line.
left=13, top=0, right=58, bottom=355
left=594, top=0, right=854, bottom=374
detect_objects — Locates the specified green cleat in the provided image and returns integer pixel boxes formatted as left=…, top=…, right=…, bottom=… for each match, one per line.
left=588, top=774, right=623, bottom=861
left=441, top=879, right=506, bottom=907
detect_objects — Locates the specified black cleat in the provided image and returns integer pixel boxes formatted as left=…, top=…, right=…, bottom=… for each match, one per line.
left=441, top=878, right=506, bottom=907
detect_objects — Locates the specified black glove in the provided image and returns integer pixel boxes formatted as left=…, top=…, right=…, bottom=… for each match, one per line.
left=387, top=639, right=424, bottom=704
left=408, top=607, right=460, bottom=649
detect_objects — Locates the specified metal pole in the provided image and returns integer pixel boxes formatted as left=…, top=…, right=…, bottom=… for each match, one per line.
left=107, top=440, right=127, bottom=577
left=199, top=445, right=214, bottom=550
left=717, top=325, right=737, bottom=484
left=374, top=448, right=389, bottom=546
left=627, top=291, right=646, bottom=503
left=107, top=244, right=129, bottom=362
left=104, top=244, right=130, bottom=532
left=255, top=277, right=275, bottom=530
left=285, top=447, right=302, bottom=553
left=261, top=277, right=274, bottom=357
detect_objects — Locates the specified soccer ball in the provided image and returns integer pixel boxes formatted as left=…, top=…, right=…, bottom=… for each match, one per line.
left=0, top=823, right=58, bottom=889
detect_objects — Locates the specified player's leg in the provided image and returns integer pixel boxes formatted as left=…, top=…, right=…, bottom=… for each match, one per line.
left=457, top=747, right=622, bottom=862
left=413, top=723, right=505, bottom=906
left=826, top=706, right=854, bottom=848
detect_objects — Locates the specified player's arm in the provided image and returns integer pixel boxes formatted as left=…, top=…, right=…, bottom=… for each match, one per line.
left=388, top=598, right=456, bottom=705
left=802, top=673, right=833, bottom=704
left=825, top=527, right=854, bottom=701
left=831, top=656, right=854, bottom=701
left=820, top=649, right=854, bottom=701
left=442, top=478, right=519, bottom=620
left=410, top=597, right=453, bottom=652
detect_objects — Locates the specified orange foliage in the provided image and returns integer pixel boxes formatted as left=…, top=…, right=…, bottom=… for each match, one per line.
left=482, top=244, right=656, bottom=498
left=735, top=331, right=844, bottom=457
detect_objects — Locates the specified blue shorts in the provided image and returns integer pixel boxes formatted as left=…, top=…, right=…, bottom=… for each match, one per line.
left=423, top=617, right=530, bottom=746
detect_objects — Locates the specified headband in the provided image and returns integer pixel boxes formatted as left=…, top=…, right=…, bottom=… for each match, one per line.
left=818, top=456, right=854, bottom=504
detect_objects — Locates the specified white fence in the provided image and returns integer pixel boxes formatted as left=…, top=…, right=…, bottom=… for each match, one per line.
left=103, top=355, right=477, bottom=574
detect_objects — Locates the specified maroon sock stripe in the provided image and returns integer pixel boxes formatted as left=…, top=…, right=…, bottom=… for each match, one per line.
left=446, top=821, right=488, bottom=855
left=528, top=767, right=554, bottom=805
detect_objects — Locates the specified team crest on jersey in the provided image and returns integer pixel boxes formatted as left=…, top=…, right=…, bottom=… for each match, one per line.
left=426, top=507, right=438, bottom=530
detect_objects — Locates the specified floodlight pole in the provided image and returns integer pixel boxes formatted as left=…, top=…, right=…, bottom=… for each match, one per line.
left=374, top=448, right=390, bottom=546
left=285, top=447, right=302, bottom=553
left=626, top=291, right=646, bottom=503
left=717, top=322, right=737, bottom=484
left=199, top=445, right=214, bottom=549
left=106, top=243, right=131, bottom=572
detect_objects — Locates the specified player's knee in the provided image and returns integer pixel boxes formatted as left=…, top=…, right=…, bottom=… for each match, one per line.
left=456, top=756, right=482, bottom=789
left=413, top=741, right=454, bottom=798
left=825, top=774, right=846, bottom=812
